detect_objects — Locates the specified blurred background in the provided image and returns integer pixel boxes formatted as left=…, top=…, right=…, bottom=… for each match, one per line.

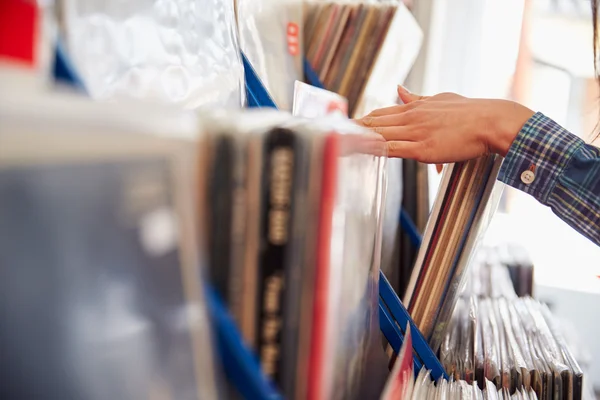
left=407, top=0, right=600, bottom=390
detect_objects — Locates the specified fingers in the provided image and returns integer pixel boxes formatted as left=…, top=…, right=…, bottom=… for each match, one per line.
left=385, top=141, right=424, bottom=159
left=360, top=112, right=413, bottom=128
left=361, top=101, right=421, bottom=119
left=368, top=126, right=421, bottom=142
left=397, top=85, right=427, bottom=104
left=364, top=104, right=406, bottom=118
left=355, top=111, right=423, bottom=142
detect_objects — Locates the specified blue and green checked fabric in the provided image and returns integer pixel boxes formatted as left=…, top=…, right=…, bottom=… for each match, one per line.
left=497, top=112, right=600, bottom=246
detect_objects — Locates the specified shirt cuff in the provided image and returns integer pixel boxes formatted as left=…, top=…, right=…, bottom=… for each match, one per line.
left=497, top=112, right=585, bottom=204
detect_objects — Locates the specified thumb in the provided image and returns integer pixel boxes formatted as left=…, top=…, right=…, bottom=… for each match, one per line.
left=397, top=85, right=424, bottom=104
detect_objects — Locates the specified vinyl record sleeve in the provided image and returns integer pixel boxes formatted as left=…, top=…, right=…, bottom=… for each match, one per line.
left=205, top=134, right=235, bottom=302
left=255, top=128, right=299, bottom=383
left=310, top=4, right=342, bottom=72
left=277, top=130, right=311, bottom=398
left=353, top=1, right=422, bottom=117
left=323, top=4, right=362, bottom=90
left=292, top=80, right=348, bottom=119
left=318, top=6, right=352, bottom=82
left=293, top=132, right=325, bottom=400
left=405, top=155, right=503, bottom=353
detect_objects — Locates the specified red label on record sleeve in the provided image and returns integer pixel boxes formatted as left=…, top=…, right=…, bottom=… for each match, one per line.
left=326, top=101, right=348, bottom=116
left=287, top=22, right=300, bottom=56
left=0, top=0, right=38, bottom=67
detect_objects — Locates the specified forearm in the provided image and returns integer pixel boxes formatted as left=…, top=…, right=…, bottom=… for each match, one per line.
left=497, top=112, right=600, bottom=246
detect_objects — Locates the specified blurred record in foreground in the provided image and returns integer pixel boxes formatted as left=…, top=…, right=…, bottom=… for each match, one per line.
left=0, top=92, right=220, bottom=400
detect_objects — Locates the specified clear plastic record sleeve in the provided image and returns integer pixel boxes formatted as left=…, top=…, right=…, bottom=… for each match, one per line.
left=288, top=118, right=388, bottom=400
left=491, top=300, right=511, bottom=391
left=440, top=302, right=459, bottom=379
left=411, top=367, right=431, bottom=400
left=58, top=0, right=245, bottom=109
left=237, top=0, right=304, bottom=110
left=524, top=299, right=571, bottom=400
left=474, top=297, right=486, bottom=389
left=497, top=299, right=529, bottom=391
left=539, top=306, right=583, bottom=400
left=289, top=94, right=390, bottom=399
left=460, top=297, right=475, bottom=383
left=0, top=91, right=220, bottom=400
left=481, top=299, right=501, bottom=386
left=333, top=132, right=389, bottom=400
left=292, top=80, right=349, bottom=119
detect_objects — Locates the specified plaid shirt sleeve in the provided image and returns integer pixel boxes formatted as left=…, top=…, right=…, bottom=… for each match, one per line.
left=497, top=111, right=600, bottom=246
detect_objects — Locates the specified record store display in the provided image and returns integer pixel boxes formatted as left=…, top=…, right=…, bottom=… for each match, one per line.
left=410, top=368, right=540, bottom=400
left=1, top=1, right=594, bottom=399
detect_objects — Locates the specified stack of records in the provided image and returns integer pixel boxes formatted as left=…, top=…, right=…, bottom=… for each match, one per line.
left=380, top=322, right=539, bottom=400
left=463, top=244, right=534, bottom=298
left=462, top=248, right=521, bottom=299
left=303, top=0, right=422, bottom=118
left=439, top=296, right=584, bottom=400
left=403, top=155, right=504, bottom=353
left=199, top=110, right=390, bottom=400
left=0, top=90, right=221, bottom=400
left=410, top=368, right=539, bottom=400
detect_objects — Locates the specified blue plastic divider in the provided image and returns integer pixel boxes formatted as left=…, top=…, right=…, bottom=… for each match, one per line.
left=242, top=52, right=278, bottom=109
left=378, top=272, right=448, bottom=381
left=303, top=57, right=324, bottom=89
left=400, top=208, right=423, bottom=249
left=52, top=39, right=85, bottom=91
left=204, top=284, right=282, bottom=400
left=379, top=303, right=424, bottom=373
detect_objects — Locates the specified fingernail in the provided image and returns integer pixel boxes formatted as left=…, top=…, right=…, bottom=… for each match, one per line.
left=397, top=85, right=411, bottom=94
left=361, top=116, right=373, bottom=126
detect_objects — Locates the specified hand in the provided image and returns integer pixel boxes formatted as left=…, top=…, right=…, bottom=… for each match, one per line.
left=356, top=86, right=535, bottom=164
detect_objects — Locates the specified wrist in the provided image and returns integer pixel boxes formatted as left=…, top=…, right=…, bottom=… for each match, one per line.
left=487, top=100, right=534, bottom=157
